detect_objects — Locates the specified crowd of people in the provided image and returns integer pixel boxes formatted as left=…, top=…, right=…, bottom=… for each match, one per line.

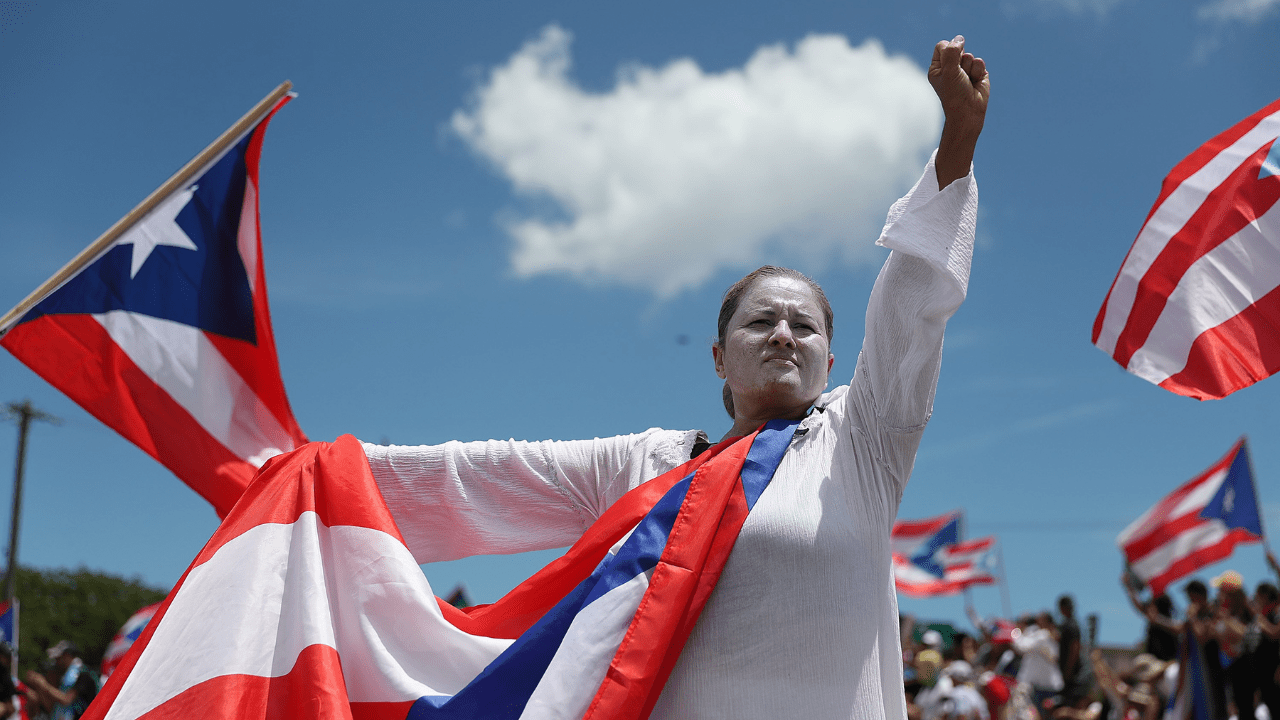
left=903, top=556, right=1280, bottom=720
left=0, top=640, right=98, bottom=720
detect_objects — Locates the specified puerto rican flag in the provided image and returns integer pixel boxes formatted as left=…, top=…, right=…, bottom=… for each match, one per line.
left=101, top=603, right=159, bottom=678
left=1092, top=98, right=1280, bottom=400
left=84, top=421, right=798, bottom=720
left=892, top=511, right=997, bottom=597
left=893, top=520, right=998, bottom=597
left=1118, top=438, right=1262, bottom=596
left=0, top=599, right=16, bottom=650
left=0, top=94, right=307, bottom=517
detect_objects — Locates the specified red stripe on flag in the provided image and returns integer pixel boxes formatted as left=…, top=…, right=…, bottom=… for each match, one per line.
left=1092, top=98, right=1280, bottom=345
left=191, top=436, right=408, bottom=568
left=1119, top=459, right=1227, bottom=548
left=1112, top=142, right=1280, bottom=367
left=948, top=537, right=994, bottom=554
left=892, top=512, right=957, bottom=537
left=585, top=431, right=758, bottom=720
left=1123, top=514, right=1217, bottom=564
left=1159, top=281, right=1280, bottom=399
left=1150, top=99, right=1280, bottom=220
left=204, top=98, right=307, bottom=449
left=128, top=644, right=353, bottom=720
left=437, top=434, right=741, bottom=641
left=1146, top=527, right=1262, bottom=596
left=0, top=316, right=254, bottom=515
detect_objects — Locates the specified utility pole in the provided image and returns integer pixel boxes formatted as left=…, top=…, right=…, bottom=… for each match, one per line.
left=2, top=401, right=59, bottom=601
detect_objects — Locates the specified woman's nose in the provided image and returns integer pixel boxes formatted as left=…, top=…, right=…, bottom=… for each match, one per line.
left=769, top=321, right=796, bottom=347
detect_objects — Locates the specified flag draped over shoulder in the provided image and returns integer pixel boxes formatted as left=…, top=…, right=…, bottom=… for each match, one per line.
left=1118, top=438, right=1262, bottom=596
left=85, top=420, right=799, bottom=720
left=1093, top=98, right=1280, bottom=399
left=890, top=512, right=997, bottom=597
left=0, top=94, right=306, bottom=517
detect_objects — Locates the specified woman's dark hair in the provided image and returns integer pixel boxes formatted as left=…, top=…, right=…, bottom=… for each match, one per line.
left=716, top=266, right=833, bottom=418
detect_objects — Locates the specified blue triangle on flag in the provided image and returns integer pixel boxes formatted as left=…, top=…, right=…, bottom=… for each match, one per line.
left=1261, top=139, right=1280, bottom=180
left=1199, top=440, right=1263, bottom=537
left=14, top=133, right=258, bottom=344
left=910, top=515, right=960, bottom=578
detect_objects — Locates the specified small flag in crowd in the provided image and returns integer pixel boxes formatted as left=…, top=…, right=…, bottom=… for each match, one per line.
left=101, top=602, right=159, bottom=678
left=1117, top=438, right=1262, bottom=596
left=84, top=423, right=799, bottom=720
left=0, top=85, right=307, bottom=517
left=891, top=512, right=998, bottom=597
left=1167, top=624, right=1224, bottom=720
left=0, top=599, right=16, bottom=649
left=1093, top=98, right=1280, bottom=400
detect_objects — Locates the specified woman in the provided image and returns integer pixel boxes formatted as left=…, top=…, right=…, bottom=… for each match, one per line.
left=364, top=36, right=988, bottom=719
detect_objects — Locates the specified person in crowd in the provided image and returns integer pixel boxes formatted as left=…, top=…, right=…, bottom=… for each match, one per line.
left=23, top=641, right=96, bottom=720
left=0, top=644, right=16, bottom=720
left=1252, top=581, right=1280, bottom=720
left=1013, top=613, right=1063, bottom=716
left=360, top=36, right=988, bottom=720
left=1089, top=650, right=1168, bottom=720
left=1058, top=595, right=1085, bottom=707
left=1121, top=574, right=1179, bottom=662
left=1211, top=570, right=1256, bottom=720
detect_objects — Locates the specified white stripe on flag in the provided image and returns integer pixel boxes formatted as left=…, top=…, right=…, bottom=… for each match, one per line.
left=1095, top=110, right=1280, bottom=355
left=94, top=310, right=296, bottom=466
left=104, top=514, right=511, bottom=720
left=1117, top=469, right=1226, bottom=545
left=521, top=568, right=653, bottom=720
left=1127, top=199, right=1280, bottom=383
left=1129, top=520, right=1229, bottom=581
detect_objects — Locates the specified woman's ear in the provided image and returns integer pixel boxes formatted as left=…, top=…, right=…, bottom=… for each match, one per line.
left=712, top=344, right=727, bottom=379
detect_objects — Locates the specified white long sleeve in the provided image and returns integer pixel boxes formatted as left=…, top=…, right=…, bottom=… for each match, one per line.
left=363, top=429, right=701, bottom=564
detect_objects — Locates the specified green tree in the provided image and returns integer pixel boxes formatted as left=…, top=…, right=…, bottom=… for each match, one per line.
left=10, top=566, right=168, bottom=676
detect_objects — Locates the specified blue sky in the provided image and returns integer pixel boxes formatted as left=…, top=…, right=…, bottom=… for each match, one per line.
left=0, top=0, right=1277, bottom=647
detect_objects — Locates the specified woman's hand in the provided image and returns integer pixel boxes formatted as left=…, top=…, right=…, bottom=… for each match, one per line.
left=930, top=36, right=989, bottom=190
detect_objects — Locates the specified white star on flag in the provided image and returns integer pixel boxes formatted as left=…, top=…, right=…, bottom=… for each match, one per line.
left=112, top=185, right=199, bottom=278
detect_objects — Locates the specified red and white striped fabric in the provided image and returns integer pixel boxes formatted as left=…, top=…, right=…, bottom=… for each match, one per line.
left=1093, top=98, right=1280, bottom=400
left=0, top=96, right=306, bottom=516
left=84, top=423, right=800, bottom=720
left=1117, top=438, right=1262, bottom=596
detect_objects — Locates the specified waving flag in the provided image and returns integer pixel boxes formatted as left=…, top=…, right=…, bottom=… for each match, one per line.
left=1093, top=98, right=1280, bottom=399
left=892, top=511, right=998, bottom=596
left=894, top=530, right=999, bottom=597
left=101, top=603, right=159, bottom=678
left=0, top=599, right=16, bottom=649
left=1118, top=438, right=1262, bottom=596
left=0, top=85, right=306, bottom=517
left=85, top=421, right=799, bottom=720
left=1167, top=625, right=1224, bottom=720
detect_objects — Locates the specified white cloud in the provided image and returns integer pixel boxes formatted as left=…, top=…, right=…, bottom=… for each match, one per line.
left=452, top=26, right=941, bottom=296
left=1198, top=0, right=1280, bottom=22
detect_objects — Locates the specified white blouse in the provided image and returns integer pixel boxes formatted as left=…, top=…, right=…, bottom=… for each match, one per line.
left=364, top=155, right=977, bottom=720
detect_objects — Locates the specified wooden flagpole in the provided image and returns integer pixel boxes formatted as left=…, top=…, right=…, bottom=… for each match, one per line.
left=0, top=81, right=294, bottom=336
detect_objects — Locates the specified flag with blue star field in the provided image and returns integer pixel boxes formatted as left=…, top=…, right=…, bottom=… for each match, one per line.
left=0, top=94, right=306, bottom=517
left=890, top=510, right=997, bottom=596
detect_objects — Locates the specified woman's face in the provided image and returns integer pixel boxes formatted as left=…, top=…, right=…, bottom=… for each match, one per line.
left=713, top=276, right=833, bottom=423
